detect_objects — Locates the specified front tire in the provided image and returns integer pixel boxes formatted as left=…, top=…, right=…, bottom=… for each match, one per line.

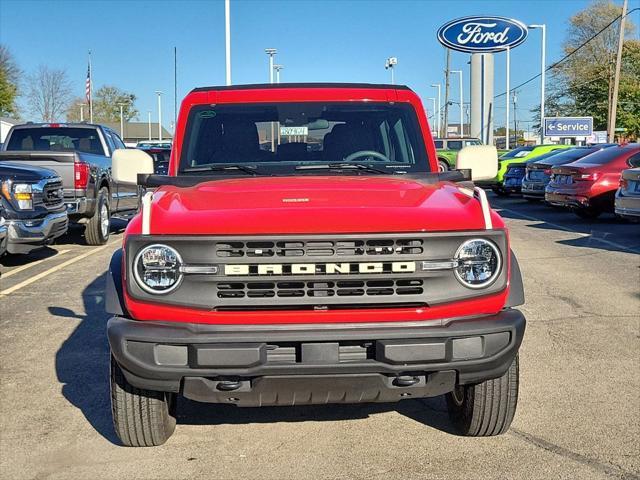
left=446, top=354, right=519, bottom=436
left=85, top=187, right=110, bottom=245
left=110, top=356, right=177, bottom=447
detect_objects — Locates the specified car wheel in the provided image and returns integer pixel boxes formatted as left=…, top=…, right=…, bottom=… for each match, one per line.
left=85, top=187, right=110, bottom=245
left=437, top=160, right=449, bottom=173
left=575, top=208, right=601, bottom=220
left=446, top=355, right=519, bottom=436
left=492, top=187, right=510, bottom=197
left=110, top=355, right=177, bottom=447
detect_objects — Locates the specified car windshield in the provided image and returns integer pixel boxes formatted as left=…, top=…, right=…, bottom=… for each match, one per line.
left=500, top=146, right=534, bottom=159
left=179, top=102, right=430, bottom=175
left=6, top=127, right=104, bottom=155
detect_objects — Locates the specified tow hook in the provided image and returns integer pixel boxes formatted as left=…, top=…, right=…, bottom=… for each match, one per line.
left=393, top=375, right=420, bottom=387
left=217, top=380, right=242, bottom=391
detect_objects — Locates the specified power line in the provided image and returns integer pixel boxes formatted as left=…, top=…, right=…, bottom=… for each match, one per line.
left=495, top=7, right=639, bottom=99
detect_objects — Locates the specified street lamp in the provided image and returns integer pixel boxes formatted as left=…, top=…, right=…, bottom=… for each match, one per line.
left=117, top=102, right=128, bottom=139
left=147, top=111, right=152, bottom=141
left=431, top=84, right=441, bottom=138
left=273, top=64, right=284, bottom=84
left=427, top=97, right=436, bottom=135
left=265, top=48, right=277, bottom=151
left=155, top=91, right=163, bottom=141
left=77, top=103, right=85, bottom=122
left=529, top=24, right=546, bottom=144
left=385, top=57, right=398, bottom=84
left=451, top=71, right=463, bottom=137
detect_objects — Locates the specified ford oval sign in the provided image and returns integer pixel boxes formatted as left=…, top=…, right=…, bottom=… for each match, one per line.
left=437, top=16, right=528, bottom=53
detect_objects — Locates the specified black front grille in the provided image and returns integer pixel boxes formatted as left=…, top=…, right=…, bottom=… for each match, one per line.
left=43, top=180, right=64, bottom=209
left=217, top=278, right=424, bottom=300
left=215, top=238, right=424, bottom=258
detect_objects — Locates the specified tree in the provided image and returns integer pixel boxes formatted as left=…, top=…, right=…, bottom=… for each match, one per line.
left=26, top=65, right=72, bottom=122
left=91, top=85, right=138, bottom=123
left=0, top=45, right=21, bottom=117
left=542, top=0, right=639, bottom=139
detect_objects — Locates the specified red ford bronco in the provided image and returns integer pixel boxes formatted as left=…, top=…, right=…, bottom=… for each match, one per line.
left=106, top=83, right=525, bottom=446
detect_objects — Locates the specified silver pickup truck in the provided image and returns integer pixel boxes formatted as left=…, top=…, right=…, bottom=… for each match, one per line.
left=0, top=123, right=139, bottom=245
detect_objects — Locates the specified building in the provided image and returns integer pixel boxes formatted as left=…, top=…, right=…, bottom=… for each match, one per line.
left=1, top=117, right=21, bottom=144
left=102, top=122, right=172, bottom=146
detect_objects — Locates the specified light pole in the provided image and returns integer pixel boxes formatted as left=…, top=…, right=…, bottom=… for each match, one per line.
left=77, top=103, right=85, bottom=122
left=505, top=47, right=510, bottom=149
left=529, top=24, right=546, bottom=144
left=427, top=97, right=436, bottom=135
left=451, top=70, right=463, bottom=137
left=274, top=64, right=284, bottom=84
left=385, top=57, right=398, bottom=84
left=155, top=91, right=163, bottom=141
left=147, top=111, right=152, bottom=141
left=117, top=102, right=127, bottom=139
left=265, top=48, right=277, bottom=151
left=225, top=0, right=231, bottom=85
left=431, top=84, right=441, bottom=138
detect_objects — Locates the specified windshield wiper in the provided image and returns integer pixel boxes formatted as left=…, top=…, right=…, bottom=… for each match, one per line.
left=182, top=164, right=259, bottom=176
left=295, top=163, right=389, bottom=174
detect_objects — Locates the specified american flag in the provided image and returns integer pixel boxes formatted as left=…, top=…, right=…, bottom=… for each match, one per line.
left=85, top=63, right=91, bottom=104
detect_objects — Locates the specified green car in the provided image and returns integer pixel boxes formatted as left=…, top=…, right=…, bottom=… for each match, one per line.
left=483, top=144, right=571, bottom=195
left=434, top=138, right=482, bottom=172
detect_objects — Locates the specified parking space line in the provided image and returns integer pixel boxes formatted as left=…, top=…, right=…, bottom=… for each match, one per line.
left=1, top=249, right=71, bottom=279
left=0, top=241, right=119, bottom=296
left=498, top=206, right=640, bottom=254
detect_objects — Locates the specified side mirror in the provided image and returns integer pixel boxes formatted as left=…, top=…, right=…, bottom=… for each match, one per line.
left=456, top=145, right=498, bottom=181
left=112, top=149, right=154, bottom=185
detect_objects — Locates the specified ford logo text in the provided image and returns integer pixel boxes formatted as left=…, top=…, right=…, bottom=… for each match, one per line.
left=437, top=16, right=528, bottom=53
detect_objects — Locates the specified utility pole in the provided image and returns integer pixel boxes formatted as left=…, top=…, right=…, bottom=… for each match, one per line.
left=174, top=47, right=178, bottom=126
left=225, top=0, right=231, bottom=85
left=608, top=0, right=628, bottom=143
left=431, top=84, right=441, bottom=138
left=77, top=103, right=85, bottom=122
left=443, top=48, right=451, bottom=139
left=265, top=48, right=277, bottom=151
left=147, top=111, right=152, bottom=141
left=155, top=91, right=163, bottom=141
left=505, top=46, right=510, bottom=149
left=513, top=91, right=518, bottom=144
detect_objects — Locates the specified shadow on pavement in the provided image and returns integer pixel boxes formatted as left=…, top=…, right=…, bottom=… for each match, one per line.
left=52, top=271, right=120, bottom=445
left=52, top=267, right=459, bottom=444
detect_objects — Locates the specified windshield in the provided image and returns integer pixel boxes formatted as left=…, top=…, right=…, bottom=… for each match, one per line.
left=179, top=102, right=430, bottom=175
left=500, top=146, right=534, bottom=159
left=6, top=127, right=104, bottom=155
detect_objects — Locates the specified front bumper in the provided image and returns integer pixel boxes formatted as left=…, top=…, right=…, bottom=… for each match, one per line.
left=108, top=309, right=525, bottom=406
left=6, top=211, right=69, bottom=254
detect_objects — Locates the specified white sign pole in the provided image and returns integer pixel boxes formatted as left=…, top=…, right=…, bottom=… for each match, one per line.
left=505, top=47, right=510, bottom=150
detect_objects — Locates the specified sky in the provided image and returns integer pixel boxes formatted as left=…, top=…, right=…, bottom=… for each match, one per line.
left=1, top=0, right=638, bottom=133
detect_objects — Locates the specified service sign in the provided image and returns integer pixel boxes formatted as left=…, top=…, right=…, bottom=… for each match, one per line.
left=544, top=117, right=593, bottom=137
left=437, top=16, right=529, bottom=53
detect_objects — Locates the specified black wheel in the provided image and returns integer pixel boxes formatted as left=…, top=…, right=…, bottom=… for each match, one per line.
left=446, top=355, right=519, bottom=436
left=437, top=160, right=449, bottom=173
left=110, top=356, right=177, bottom=447
left=85, top=187, right=110, bottom=245
left=492, top=186, right=510, bottom=197
left=574, top=207, right=601, bottom=220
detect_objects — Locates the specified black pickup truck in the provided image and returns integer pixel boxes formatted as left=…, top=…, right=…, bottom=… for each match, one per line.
left=0, top=162, right=68, bottom=254
left=0, top=123, right=138, bottom=245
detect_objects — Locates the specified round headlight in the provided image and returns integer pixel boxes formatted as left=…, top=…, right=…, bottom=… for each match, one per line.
left=454, top=239, right=501, bottom=289
left=133, top=244, right=183, bottom=294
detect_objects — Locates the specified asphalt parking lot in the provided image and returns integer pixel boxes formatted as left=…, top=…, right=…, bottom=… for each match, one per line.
left=0, top=196, right=638, bottom=480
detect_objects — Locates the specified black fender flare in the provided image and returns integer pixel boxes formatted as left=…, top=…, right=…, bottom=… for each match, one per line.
left=506, top=250, right=525, bottom=307
left=105, top=248, right=127, bottom=315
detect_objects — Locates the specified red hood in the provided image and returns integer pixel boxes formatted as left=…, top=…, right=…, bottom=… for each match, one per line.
left=127, top=176, right=503, bottom=235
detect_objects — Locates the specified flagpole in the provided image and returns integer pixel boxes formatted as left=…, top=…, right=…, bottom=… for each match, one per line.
left=89, top=50, right=93, bottom=123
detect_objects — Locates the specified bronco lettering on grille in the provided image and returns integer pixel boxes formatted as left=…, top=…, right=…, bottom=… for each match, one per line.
left=224, top=262, right=416, bottom=276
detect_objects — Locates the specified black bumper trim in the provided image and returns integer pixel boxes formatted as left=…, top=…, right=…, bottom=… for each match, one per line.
left=108, top=309, right=525, bottom=399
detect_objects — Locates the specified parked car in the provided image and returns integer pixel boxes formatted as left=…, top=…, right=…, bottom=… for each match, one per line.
left=546, top=144, right=640, bottom=219
left=137, top=143, right=171, bottom=175
left=105, top=83, right=526, bottom=446
left=0, top=161, right=68, bottom=254
left=434, top=137, right=482, bottom=172
left=0, top=207, right=7, bottom=257
left=503, top=148, right=570, bottom=195
left=615, top=167, right=640, bottom=221
left=521, top=144, right=618, bottom=200
left=481, top=144, right=571, bottom=195
left=0, top=123, right=139, bottom=245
